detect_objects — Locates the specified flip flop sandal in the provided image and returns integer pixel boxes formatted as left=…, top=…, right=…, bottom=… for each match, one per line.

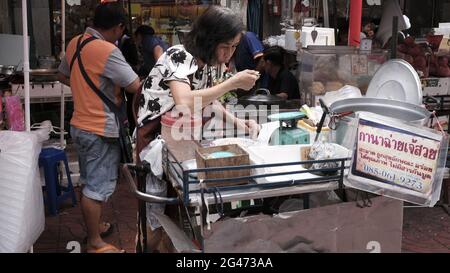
left=83, top=222, right=114, bottom=244
left=86, top=243, right=125, bottom=253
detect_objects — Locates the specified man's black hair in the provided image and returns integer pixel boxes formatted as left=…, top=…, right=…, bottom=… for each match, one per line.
left=93, top=2, right=127, bottom=30
left=183, top=5, right=244, bottom=65
left=134, top=25, right=155, bottom=36
left=263, top=46, right=285, bottom=67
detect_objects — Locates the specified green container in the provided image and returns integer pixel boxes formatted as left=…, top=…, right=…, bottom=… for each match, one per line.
left=270, top=127, right=310, bottom=145
left=268, top=111, right=309, bottom=145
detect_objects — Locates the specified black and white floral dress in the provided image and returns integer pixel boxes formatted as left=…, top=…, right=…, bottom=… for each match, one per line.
left=137, top=44, right=224, bottom=127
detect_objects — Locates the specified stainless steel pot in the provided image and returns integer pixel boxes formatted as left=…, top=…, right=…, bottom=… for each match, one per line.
left=329, top=97, right=432, bottom=149
left=238, top=88, right=285, bottom=106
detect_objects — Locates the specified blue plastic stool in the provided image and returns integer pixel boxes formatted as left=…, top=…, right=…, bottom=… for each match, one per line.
left=39, top=148, right=77, bottom=215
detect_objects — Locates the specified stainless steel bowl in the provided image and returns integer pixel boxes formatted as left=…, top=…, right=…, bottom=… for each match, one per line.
left=1, top=65, right=17, bottom=75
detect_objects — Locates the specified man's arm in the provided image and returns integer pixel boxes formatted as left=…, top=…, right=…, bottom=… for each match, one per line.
left=169, top=70, right=259, bottom=112
left=278, top=70, right=300, bottom=100
left=275, top=92, right=288, bottom=99
left=104, top=48, right=140, bottom=93
left=153, top=45, right=164, bottom=63
left=57, top=53, right=71, bottom=86
left=124, top=77, right=141, bottom=94
left=57, top=72, right=70, bottom=87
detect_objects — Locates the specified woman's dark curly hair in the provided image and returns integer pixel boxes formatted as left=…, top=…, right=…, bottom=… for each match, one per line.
left=183, top=6, right=244, bottom=65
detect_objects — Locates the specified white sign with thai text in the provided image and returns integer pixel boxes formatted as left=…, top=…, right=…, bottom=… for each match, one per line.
left=352, top=119, right=440, bottom=194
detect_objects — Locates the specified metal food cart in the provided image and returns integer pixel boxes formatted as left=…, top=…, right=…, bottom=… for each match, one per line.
left=122, top=141, right=404, bottom=253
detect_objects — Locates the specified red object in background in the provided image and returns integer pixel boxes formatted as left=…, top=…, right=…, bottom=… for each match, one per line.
left=294, top=0, right=302, bottom=13
left=348, top=0, right=363, bottom=47
left=0, top=95, right=3, bottom=125
left=426, top=35, right=444, bottom=52
left=4, top=96, right=25, bottom=131
left=269, top=0, right=281, bottom=16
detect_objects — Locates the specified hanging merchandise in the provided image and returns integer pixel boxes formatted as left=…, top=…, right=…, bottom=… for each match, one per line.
left=247, top=0, right=262, bottom=37
left=293, top=0, right=304, bottom=27
left=300, top=0, right=310, bottom=16
left=66, top=0, right=81, bottom=6
left=281, top=0, right=293, bottom=22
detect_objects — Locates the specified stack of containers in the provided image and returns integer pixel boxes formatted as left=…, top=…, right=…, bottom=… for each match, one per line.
left=0, top=131, right=45, bottom=252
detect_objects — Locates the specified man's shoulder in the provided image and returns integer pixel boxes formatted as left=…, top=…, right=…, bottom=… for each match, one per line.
left=245, top=31, right=259, bottom=41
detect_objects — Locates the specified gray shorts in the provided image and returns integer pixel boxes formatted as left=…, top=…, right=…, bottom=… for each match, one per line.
left=70, top=126, right=121, bottom=202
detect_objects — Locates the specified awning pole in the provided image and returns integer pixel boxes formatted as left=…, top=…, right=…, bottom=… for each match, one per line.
left=22, top=0, right=30, bottom=131
left=348, top=0, right=362, bottom=47
left=60, top=0, right=66, bottom=148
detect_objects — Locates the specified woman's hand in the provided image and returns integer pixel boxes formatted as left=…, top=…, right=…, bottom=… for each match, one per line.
left=227, top=69, right=260, bottom=90
left=235, top=118, right=260, bottom=140
left=244, top=119, right=261, bottom=140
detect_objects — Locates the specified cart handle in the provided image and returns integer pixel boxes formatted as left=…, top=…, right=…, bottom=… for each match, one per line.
left=122, top=164, right=181, bottom=205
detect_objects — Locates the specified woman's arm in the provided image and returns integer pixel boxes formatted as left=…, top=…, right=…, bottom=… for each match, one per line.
left=169, top=69, right=259, bottom=112
left=211, top=100, right=260, bottom=139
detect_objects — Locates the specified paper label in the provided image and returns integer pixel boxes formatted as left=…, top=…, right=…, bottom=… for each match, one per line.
left=351, top=55, right=368, bottom=75
left=437, top=37, right=450, bottom=56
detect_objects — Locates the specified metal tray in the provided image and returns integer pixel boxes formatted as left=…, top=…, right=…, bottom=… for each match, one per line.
left=329, top=97, right=431, bottom=122
left=366, top=59, right=422, bottom=105
left=30, top=68, right=58, bottom=76
left=163, top=145, right=351, bottom=205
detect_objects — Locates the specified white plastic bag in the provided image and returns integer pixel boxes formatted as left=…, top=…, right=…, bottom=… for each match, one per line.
left=139, top=136, right=165, bottom=179
left=145, top=174, right=167, bottom=231
left=140, top=136, right=168, bottom=230
left=322, top=85, right=362, bottom=107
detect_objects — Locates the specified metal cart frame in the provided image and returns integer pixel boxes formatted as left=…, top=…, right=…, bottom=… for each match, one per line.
left=122, top=144, right=352, bottom=253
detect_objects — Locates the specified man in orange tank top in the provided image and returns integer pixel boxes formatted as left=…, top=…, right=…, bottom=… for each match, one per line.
left=58, top=2, right=141, bottom=253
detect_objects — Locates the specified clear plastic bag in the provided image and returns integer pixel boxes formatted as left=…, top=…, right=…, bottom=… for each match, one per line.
left=145, top=174, right=167, bottom=231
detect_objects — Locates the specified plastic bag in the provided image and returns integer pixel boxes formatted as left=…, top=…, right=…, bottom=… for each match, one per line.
left=139, top=136, right=165, bottom=179
left=145, top=174, right=167, bottom=231
left=309, top=141, right=340, bottom=172
left=322, top=85, right=362, bottom=107
left=0, top=131, right=45, bottom=252
left=4, top=96, right=25, bottom=131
